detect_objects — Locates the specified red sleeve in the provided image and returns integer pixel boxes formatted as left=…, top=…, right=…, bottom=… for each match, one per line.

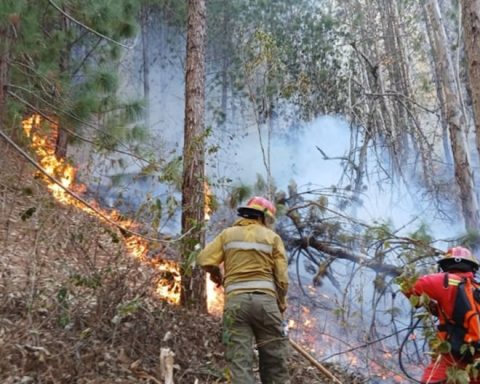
left=410, top=272, right=459, bottom=317
left=411, top=273, right=446, bottom=301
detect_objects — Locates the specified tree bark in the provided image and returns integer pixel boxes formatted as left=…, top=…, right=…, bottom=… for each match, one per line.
left=55, top=8, right=70, bottom=159
left=141, top=5, right=151, bottom=129
left=218, top=0, right=231, bottom=128
left=0, top=40, right=8, bottom=125
left=181, top=0, right=207, bottom=310
left=462, top=0, right=480, bottom=165
left=423, top=3, right=453, bottom=165
left=0, top=20, right=13, bottom=127
left=425, top=0, right=480, bottom=231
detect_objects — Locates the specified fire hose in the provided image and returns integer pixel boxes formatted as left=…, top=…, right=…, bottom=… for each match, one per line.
left=398, top=316, right=424, bottom=384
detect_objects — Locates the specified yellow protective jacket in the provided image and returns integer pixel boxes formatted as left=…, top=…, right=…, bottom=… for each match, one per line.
left=197, top=218, right=289, bottom=311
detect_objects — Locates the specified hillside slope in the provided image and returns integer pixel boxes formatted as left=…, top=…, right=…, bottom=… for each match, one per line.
left=0, top=140, right=363, bottom=383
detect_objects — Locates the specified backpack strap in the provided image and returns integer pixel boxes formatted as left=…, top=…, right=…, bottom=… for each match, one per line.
left=437, top=273, right=463, bottom=326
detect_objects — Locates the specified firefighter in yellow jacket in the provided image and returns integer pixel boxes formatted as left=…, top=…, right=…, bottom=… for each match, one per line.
left=197, top=196, right=290, bottom=384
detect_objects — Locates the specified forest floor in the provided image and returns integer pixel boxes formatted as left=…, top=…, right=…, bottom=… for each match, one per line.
left=0, top=140, right=366, bottom=383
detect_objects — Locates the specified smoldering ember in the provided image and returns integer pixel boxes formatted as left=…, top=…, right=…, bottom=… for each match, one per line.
left=2, top=1, right=480, bottom=384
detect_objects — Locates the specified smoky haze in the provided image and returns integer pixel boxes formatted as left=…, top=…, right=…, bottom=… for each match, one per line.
left=76, top=22, right=472, bottom=382
left=112, top=22, right=465, bottom=241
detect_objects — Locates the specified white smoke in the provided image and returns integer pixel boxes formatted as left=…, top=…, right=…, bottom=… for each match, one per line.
left=71, top=20, right=473, bottom=383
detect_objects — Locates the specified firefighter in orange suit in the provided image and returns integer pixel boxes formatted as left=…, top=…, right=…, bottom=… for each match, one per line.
left=197, top=196, right=290, bottom=384
left=402, top=246, right=480, bottom=383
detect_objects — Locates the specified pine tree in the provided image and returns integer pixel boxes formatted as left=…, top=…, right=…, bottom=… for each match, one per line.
left=181, top=0, right=207, bottom=310
left=0, top=0, right=144, bottom=155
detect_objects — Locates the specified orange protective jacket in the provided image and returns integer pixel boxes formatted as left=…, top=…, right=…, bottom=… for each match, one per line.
left=405, top=271, right=477, bottom=341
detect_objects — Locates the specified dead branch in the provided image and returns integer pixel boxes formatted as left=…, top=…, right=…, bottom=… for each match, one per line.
left=290, top=339, right=343, bottom=384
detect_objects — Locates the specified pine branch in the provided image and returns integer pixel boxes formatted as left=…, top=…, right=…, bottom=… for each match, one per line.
left=7, top=89, right=156, bottom=166
left=47, top=0, right=133, bottom=49
left=71, top=37, right=102, bottom=77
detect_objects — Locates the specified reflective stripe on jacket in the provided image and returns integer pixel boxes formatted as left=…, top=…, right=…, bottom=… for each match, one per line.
left=224, top=279, right=276, bottom=294
left=197, top=218, right=288, bottom=308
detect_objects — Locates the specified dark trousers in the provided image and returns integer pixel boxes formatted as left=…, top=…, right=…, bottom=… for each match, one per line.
left=223, top=292, right=290, bottom=384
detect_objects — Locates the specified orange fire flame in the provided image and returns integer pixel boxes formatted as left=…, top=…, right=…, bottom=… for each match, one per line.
left=287, top=286, right=408, bottom=383
left=204, top=181, right=213, bottom=221
left=22, top=115, right=181, bottom=304
left=206, top=274, right=224, bottom=315
left=203, top=181, right=224, bottom=314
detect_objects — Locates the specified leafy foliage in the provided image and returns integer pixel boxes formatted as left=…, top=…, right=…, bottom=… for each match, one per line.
left=206, top=0, right=348, bottom=122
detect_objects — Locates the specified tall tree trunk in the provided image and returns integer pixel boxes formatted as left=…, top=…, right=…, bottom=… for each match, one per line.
left=423, top=3, right=453, bottom=165
left=0, top=19, right=14, bottom=128
left=181, top=0, right=207, bottom=310
left=426, top=0, right=480, bottom=231
left=0, top=35, right=9, bottom=125
left=55, top=10, right=69, bottom=159
left=219, top=0, right=230, bottom=128
left=392, top=1, right=436, bottom=189
left=462, top=0, right=480, bottom=163
left=141, top=5, right=151, bottom=129
left=377, top=0, right=405, bottom=162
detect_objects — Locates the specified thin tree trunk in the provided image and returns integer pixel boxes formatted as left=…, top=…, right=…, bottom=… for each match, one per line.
left=141, top=5, right=151, bottom=129
left=219, top=0, right=230, bottom=128
left=377, top=0, right=404, bottom=161
left=452, top=1, right=469, bottom=137
left=0, top=26, right=10, bottom=126
left=393, top=2, right=413, bottom=99
left=392, top=1, right=435, bottom=188
left=423, top=3, right=453, bottom=165
left=181, top=0, right=207, bottom=310
left=0, top=18, right=16, bottom=130
left=426, top=0, right=480, bottom=231
left=55, top=10, right=69, bottom=159
left=379, top=0, right=416, bottom=161
left=462, top=0, right=480, bottom=164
